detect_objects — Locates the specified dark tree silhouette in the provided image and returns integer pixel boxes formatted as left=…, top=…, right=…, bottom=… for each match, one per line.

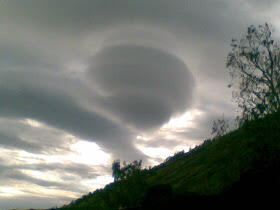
left=227, top=23, right=280, bottom=121
left=112, top=159, right=120, bottom=182
left=112, top=159, right=142, bottom=182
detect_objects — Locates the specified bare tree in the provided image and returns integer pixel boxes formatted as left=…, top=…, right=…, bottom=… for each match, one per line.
left=227, top=23, right=280, bottom=121
left=211, top=114, right=229, bottom=138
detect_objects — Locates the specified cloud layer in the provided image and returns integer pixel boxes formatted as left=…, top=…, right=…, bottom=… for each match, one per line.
left=88, top=44, right=195, bottom=130
left=0, top=0, right=279, bottom=209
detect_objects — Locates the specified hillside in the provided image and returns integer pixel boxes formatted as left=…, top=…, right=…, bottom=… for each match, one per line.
left=56, top=111, right=280, bottom=209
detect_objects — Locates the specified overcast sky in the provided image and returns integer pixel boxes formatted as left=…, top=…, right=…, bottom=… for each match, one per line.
left=0, top=0, right=280, bottom=209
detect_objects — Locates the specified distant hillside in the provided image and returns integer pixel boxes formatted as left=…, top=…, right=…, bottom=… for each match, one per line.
left=55, top=111, right=280, bottom=209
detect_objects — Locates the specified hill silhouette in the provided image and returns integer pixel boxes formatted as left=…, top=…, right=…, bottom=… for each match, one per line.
left=53, top=111, right=280, bottom=210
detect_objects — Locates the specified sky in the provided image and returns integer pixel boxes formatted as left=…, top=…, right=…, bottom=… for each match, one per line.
left=0, top=0, right=280, bottom=209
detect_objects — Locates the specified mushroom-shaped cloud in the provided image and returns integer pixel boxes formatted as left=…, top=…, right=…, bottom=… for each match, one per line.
left=88, top=45, right=195, bottom=131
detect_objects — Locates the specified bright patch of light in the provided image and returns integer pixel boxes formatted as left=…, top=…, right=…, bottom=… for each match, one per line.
left=0, top=122, right=114, bottom=203
left=81, top=175, right=114, bottom=189
left=163, top=109, right=203, bottom=129
left=32, top=187, right=80, bottom=198
left=16, top=150, right=48, bottom=164
left=1, top=138, right=111, bottom=167
left=63, top=61, right=87, bottom=76
left=136, top=109, right=205, bottom=163
left=174, top=145, right=190, bottom=152
left=23, top=118, right=43, bottom=128
left=148, top=158, right=162, bottom=166
left=13, top=183, right=81, bottom=199
left=136, top=135, right=150, bottom=141
left=20, top=169, right=62, bottom=183
left=137, top=146, right=172, bottom=159
left=70, top=141, right=111, bottom=165
left=0, top=187, right=25, bottom=197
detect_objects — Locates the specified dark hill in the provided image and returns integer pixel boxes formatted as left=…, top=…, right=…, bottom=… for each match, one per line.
left=55, top=111, right=280, bottom=210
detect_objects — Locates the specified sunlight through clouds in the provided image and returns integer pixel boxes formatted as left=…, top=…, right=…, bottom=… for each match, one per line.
left=137, top=146, right=173, bottom=160
left=23, top=118, right=44, bottom=128
left=0, top=187, right=25, bottom=197
left=163, top=109, right=204, bottom=130
left=81, top=175, right=114, bottom=190
left=20, top=169, right=62, bottom=183
left=70, top=141, right=111, bottom=166
left=0, top=125, right=112, bottom=202
left=135, top=109, right=205, bottom=164
left=1, top=1, right=279, bottom=208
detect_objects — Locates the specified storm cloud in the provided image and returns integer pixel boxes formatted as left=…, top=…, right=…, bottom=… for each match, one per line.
left=88, top=44, right=195, bottom=130
left=0, top=0, right=279, bottom=209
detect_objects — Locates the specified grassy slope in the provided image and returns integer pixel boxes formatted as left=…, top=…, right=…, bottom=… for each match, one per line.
left=58, top=111, right=280, bottom=209
left=153, top=112, right=280, bottom=195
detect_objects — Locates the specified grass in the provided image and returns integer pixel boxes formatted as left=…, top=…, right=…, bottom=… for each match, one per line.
left=56, top=111, right=280, bottom=209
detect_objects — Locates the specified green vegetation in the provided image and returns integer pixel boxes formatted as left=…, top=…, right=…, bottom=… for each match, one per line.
left=112, top=160, right=142, bottom=182
left=52, top=23, right=280, bottom=209
left=149, top=111, right=280, bottom=196
left=56, top=110, right=280, bottom=209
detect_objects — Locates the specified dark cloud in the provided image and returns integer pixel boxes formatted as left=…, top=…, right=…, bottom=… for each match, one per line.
left=0, top=161, right=108, bottom=183
left=88, top=44, right=195, bottom=130
left=7, top=170, right=68, bottom=188
left=0, top=132, right=42, bottom=153
left=0, top=84, right=145, bottom=161
left=140, top=138, right=181, bottom=148
left=0, top=0, right=278, bottom=209
left=24, top=163, right=110, bottom=180
left=0, top=117, right=75, bottom=155
left=0, top=1, right=198, bottom=34
left=0, top=41, right=54, bottom=71
left=0, top=1, right=257, bottom=40
left=0, top=161, right=108, bottom=200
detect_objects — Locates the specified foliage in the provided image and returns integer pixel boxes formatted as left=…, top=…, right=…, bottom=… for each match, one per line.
left=57, top=23, right=280, bottom=209
left=227, top=23, right=280, bottom=121
left=119, top=160, right=142, bottom=180
left=112, top=159, right=142, bottom=182
left=112, top=159, right=121, bottom=182
left=58, top=111, right=280, bottom=209
left=164, top=150, right=185, bottom=163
